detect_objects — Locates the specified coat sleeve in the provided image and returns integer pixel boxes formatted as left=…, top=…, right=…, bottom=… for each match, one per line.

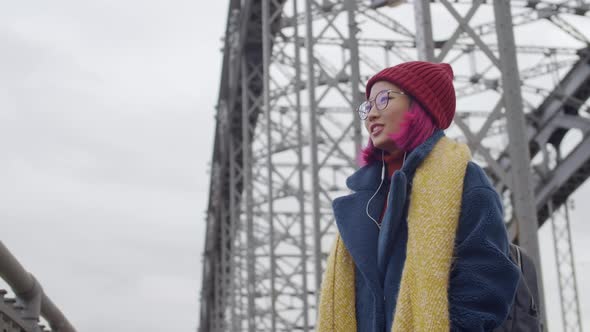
left=449, top=167, right=520, bottom=331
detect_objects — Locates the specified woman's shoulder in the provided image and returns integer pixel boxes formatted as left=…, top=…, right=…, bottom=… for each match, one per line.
left=462, top=161, right=498, bottom=195
left=455, top=161, right=506, bottom=246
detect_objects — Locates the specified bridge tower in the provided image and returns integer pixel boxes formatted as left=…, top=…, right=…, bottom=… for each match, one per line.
left=201, top=1, right=590, bottom=331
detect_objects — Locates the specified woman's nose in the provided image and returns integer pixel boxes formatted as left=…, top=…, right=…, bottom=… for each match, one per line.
left=367, top=103, right=380, bottom=121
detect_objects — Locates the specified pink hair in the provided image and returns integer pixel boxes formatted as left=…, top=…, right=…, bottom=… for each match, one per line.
left=358, top=101, right=437, bottom=166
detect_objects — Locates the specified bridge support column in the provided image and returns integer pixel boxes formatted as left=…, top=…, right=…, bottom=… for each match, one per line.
left=493, top=0, right=546, bottom=324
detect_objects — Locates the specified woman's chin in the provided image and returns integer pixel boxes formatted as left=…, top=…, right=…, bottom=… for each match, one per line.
left=373, top=139, right=400, bottom=153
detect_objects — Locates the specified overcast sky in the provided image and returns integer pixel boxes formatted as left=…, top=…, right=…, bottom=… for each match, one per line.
left=1, top=1, right=588, bottom=332
left=1, top=1, right=227, bottom=331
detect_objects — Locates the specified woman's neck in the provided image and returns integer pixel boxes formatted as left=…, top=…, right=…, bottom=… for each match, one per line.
left=383, top=149, right=405, bottom=179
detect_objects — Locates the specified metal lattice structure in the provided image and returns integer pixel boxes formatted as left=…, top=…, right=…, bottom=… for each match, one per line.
left=201, top=1, right=590, bottom=331
left=550, top=199, right=583, bottom=332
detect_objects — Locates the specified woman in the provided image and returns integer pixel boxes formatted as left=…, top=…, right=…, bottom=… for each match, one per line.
left=317, top=61, right=520, bottom=331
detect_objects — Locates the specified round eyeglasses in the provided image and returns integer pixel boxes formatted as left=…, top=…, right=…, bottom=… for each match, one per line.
left=357, top=89, right=406, bottom=120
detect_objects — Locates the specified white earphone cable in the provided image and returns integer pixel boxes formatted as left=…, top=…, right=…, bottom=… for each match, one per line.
left=366, top=150, right=386, bottom=229
left=365, top=150, right=408, bottom=230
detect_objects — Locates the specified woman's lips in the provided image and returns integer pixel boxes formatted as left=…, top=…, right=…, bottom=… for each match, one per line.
left=371, top=124, right=384, bottom=137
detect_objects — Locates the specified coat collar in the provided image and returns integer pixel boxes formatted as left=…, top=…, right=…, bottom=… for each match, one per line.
left=399, top=129, right=445, bottom=182
left=332, top=129, right=445, bottom=299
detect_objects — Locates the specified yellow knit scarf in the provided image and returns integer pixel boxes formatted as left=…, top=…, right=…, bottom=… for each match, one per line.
left=317, top=136, right=471, bottom=332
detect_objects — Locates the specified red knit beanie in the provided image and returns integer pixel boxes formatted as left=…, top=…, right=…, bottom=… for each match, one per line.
left=365, top=61, right=456, bottom=129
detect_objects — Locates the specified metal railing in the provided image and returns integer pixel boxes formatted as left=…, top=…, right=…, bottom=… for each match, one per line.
left=0, top=241, right=76, bottom=332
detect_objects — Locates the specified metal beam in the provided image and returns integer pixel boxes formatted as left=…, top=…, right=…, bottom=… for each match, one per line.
left=0, top=241, right=76, bottom=332
left=494, top=0, right=549, bottom=323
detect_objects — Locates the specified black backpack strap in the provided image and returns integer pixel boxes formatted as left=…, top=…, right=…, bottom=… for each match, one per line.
left=496, top=244, right=543, bottom=332
left=512, top=244, right=523, bottom=271
left=510, top=244, right=541, bottom=316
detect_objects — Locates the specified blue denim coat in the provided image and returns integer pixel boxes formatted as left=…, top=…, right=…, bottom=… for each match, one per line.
left=332, top=130, right=520, bottom=331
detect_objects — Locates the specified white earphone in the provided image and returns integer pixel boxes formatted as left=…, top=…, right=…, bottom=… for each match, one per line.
left=365, top=150, right=386, bottom=229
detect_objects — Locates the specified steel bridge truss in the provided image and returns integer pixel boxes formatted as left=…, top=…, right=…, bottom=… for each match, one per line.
left=201, top=0, right=590, bottom=331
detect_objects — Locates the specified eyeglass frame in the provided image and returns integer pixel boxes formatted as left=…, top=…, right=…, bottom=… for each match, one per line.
left=357, top=89, right=406, bottom=120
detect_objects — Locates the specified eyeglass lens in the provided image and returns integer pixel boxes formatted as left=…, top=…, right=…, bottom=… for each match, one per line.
left=375, top=90, right=389, bottom=110
left=358, top=90, right=391, bottom=119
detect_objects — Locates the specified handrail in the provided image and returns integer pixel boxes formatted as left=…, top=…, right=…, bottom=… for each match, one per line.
left=0, top=241, right=76, bottom=332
